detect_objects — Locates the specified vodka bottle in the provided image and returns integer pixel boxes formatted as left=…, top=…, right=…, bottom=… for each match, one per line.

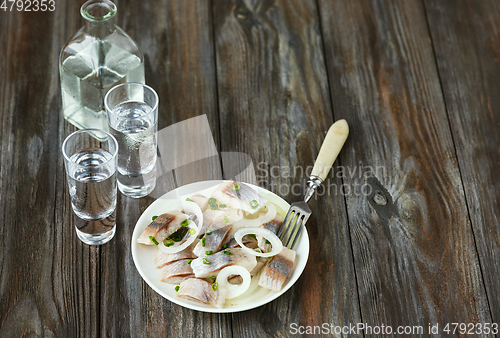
left=59, top=0, right=145, bottom=131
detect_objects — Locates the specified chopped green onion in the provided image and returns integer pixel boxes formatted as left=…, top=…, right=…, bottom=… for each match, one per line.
left=187, top=259, right=192, bottom=264
left=233, top=183, right=240, bottom=191
left=265, top=239, right=270, bottom=244
left=248, top=234, right=256, bottom=238
left=210, top=204, right=218, bottom=210
left=249, top=200, right=259, bottom=209
left=208, top=197, right=216, bottom=204
left=222, top=250, right=231, bottom=255
left=181, top=219, right=190, bottom=227
left=223, top=217, right=229, bottom=223
left=202, top=238, right=206, bottom=247
left=211, top=282, right=219, bottom=291
left=205, top=250, right=213, bottom=255
left=186, top=197, right=194, bottom=202
left=255, top=249, right=261, bottom=253
left=175, top=286, right=180, bottom=292
left=165, top=241, right=174, bottom=247
left=149, top=236, right=159, bottom=246
left=190, top=228, right=196, bottom=236
left=152, top=215, right=158, bottom=221
left=208, top=275, right=216, bottom=283
left=222, top=244, right=227, bottom=249
left=167, top=231, right=183, bottom=242
left=171, top=234, right=181, bottom=242
left=203, top=258, right=211, bottom=265
left=205, top=229, right=212, bottom=235
left=219, top=204, right=226, bottom=208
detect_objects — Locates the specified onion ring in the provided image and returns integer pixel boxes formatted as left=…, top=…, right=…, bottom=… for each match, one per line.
left=234, top=227, right=283, bottom=258
left=217, top=265, right=252, bottom=299
left=228, top=271, right=262, bottom=302
left=158, top=200, right=202, bottom=254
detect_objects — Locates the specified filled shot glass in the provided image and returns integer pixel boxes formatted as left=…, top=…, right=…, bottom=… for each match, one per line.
left=62, top=129, right=118, bottom=245
left=105, top=82, right=158, bottom=198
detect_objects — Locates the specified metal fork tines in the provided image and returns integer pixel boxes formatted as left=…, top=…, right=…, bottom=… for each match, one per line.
left=277, top=202, right=311, bottom=249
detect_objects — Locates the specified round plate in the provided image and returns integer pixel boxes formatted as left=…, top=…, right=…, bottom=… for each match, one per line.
left=131, top=180, right=310, bottom=313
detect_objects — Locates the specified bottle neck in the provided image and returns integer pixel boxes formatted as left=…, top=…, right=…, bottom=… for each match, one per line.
left=84, top=17, right=116, bottom=37
left=81, top=0, right=117, bottom=37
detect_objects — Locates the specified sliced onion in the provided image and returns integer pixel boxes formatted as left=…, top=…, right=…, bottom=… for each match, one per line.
left=228, top=207, right=244, bottom=221
left=232, top=203, right=277, bottom=228
left=234, top=227, right=283, bottom=258
left=158, top=200, right=202, bottom=254
left=224, top=272, right=271, bottom=305
left=226, top=287, right=271, bottom=306
left=217, top=265, right=252, bottom=299
left=228, top=271, right=261, bottom=301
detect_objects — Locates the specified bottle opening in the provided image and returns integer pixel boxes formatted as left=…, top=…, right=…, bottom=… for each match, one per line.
left=81, top=0, right=117, bottom=22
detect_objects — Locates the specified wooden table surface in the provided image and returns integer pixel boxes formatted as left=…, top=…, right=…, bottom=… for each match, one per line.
left=1, top=0, right=499, bottom=337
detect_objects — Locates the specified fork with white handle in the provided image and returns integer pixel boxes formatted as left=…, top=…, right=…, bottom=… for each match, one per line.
left=277, top=119, right=349, bottom=249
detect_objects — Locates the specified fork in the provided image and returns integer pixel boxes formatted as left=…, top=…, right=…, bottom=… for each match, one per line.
left=277, top=119, right=349, bottom=249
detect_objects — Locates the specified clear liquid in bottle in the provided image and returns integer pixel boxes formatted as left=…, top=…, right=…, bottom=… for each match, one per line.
left=59, top=0, right=145, bottom=132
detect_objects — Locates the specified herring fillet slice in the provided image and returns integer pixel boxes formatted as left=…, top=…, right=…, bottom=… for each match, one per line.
left=199, top=209, right=227, bottom=235
left=211, top=181, right=266, bottom=214
left=199, top=208, right=242, bottom=235
left=137, top=210, right=187, bottom=245
left=193, top=225, right=232, bottom=257
left=190, top=248, right=257, bottom=278
left=177, top=278, right=228, bottom=308
left=187, top=194, right=209, bottom=212
left=159, top=259, right=194, bottom=284
left=262, top=213, right=283, bottom=234
left=258, top=213, right=283, bottom=252
left=258, top=247, right=296, bottom=292
left=154, top=239, right=199, bottom=268
left=224, top=236, right=258, bottom=249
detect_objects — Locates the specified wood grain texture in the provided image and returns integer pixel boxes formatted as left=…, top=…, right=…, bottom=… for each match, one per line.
left=0, top=1, right=103, bottom=336
left=2, top=0, right=499, bottom=336
left=213, top=0, right=361, bottom=336
left=318, top=0, right=492, bottom=334
left=99, top=0, right=229, bottom=337
left=424, top=0, right=500, bottom=324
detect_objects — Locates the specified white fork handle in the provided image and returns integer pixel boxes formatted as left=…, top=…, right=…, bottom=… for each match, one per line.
left=311, top=119, right=349, bottom=181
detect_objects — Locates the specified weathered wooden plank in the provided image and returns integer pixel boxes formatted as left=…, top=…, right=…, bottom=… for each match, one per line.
left=318, top=0, right=492, bottom=334
left=99, top=0, right=229, bottom=337
left=424, top=0, right=500, bottom=324
left=0, top=2, right=101, bottom=336
left=213, top=0, right=361, bottom=336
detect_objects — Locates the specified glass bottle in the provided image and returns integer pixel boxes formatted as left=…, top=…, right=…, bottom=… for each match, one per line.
left=59, top=0, right=145, bottom=132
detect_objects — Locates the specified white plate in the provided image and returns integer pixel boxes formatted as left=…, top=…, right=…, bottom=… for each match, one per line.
left=131, top=180, right=310, bottom=313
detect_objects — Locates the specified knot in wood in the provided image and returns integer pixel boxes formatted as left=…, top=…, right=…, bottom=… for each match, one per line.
left=373, top=190, right=387, bottom=206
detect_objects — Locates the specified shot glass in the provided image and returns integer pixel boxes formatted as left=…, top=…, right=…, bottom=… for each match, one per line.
left=105, top=82, right=158, bottom=198
left=62, top=129, right=118, bottom=245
